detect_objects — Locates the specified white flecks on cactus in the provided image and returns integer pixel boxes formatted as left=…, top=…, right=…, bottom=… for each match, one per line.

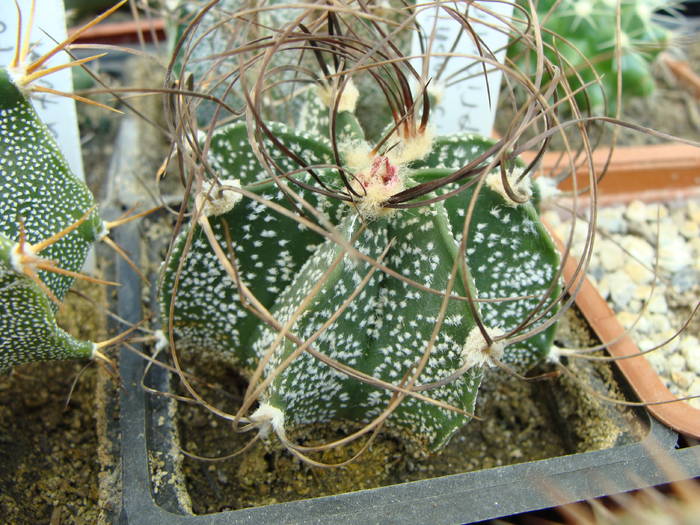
left=0, top=254, right=94, bottom=371
left=0, top=66, right=104, bottom=369
left=162, top=95, right=560, bottom=452
left=1, top=69, right=102, bottom=304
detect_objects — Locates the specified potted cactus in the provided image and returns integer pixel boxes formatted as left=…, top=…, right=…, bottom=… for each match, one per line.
left=1, top=0, right=698, bottom=522
left=110, top=0, right=696, bottom=520
left=156, top=0, right=569, bottom=464
left=510, top=0, right=674, bottom=114
left=0, top=0, right=151, bottom=374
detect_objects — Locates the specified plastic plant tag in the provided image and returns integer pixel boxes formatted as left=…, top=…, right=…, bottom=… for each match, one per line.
left=411, top=1, right=513, bottom=137
left=0, top=0, right=85, bottom=180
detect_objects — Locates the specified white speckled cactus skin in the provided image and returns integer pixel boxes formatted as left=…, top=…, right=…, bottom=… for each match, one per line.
left=160, top=79, right=561, bottom=452
left=0, top=68, right=102, bottom=371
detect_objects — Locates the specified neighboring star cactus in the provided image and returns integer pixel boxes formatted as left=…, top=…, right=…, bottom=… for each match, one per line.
left=160, top=66, right=562, bottom=453
left=0, top=1, right=127, bottom=371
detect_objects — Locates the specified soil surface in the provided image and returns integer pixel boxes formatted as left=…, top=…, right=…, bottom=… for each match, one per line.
left=0, top=282, right=110, bottom=525
left=167, top=305, right=645, bottom=515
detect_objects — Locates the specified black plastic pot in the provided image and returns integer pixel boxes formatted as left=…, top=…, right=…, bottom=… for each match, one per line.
left=102, top=113, right=700, bottom=524
left=110, top=218, right=700, bottom=525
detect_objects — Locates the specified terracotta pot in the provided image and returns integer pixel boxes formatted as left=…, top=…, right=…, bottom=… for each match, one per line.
left=68, top=18, right=166, bottom=45
left=545, top=223, right=700, bottom=441
left=524, top=143, right=700, bottom=206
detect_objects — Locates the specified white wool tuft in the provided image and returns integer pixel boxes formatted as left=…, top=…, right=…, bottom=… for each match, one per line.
left=485, top=167, right=532, bottom=207
left=461, top=326, right=506, bottom=369
left=250, top=403, right=286, bottom=439
left=316, top=78, right=359, bottom=113
left=196, top=179, right=242, bottom=222
left=153, top=330, right=170, bottom=352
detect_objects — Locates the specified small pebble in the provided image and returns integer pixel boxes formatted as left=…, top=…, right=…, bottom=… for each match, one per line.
left=624, top=260, right=654, bottom=285
left=627, top=299, right=643, bottom=314
left=671, top=370, right=695, bottom=390
left=625, top=200, right=647, bottom=224
left=616, top=311, right=638, bottom=330
left=608, top=270, right=636, bottom=309
left=671, top=267, right=699, bottom=293
left=658, top=236, right=691, bottom=272
left=646, top=294, right=668, bottom=315
left=595, top=275, right=610, bottom=300
left=647, top=313, right=672, bottom=334
left=690, top=237, right=700, bottom=255
left=596, top=239, right=625, bottom=272
left=620, top=236, right=654, bottom=261
left=666, top=353, right=686, bottom=374
left=657, top=329, right=680, bottom=354
left=646, top=350, right=667, bottom=375
left=681, top=337, right=700, bottom=374
left=596, top=206, right=627, bottom=233
left=688, top=201, right=700, bottom=223
left=679, top=220, right=699, bottom=239
left=688, top=379, right=700, bottom=410
left=633, top=284, right=653, bottom=300
left=645, top=203, right=668, bottom=222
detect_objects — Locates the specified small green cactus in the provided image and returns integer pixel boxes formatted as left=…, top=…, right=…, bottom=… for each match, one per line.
left=161, top=76, right=561, bottom=452
left=512, top=0, right=671, bottom=113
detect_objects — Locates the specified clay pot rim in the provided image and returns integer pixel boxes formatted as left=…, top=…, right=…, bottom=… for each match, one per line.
left=545, top=221, right=700, bottom=440
left=68, top=18, right=165, bottom=45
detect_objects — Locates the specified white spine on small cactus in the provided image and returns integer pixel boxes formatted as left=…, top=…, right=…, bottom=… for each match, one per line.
left=461, top=325, right=506, bottom=369
left=485, top=167, right=532, bottom=207
left=250, top=402, right=286, bottom=439
left=195, top=178, right=242, bottom=223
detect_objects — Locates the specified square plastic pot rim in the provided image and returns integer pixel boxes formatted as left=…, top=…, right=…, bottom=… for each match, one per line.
left=113, top=222, right=699, bottom=525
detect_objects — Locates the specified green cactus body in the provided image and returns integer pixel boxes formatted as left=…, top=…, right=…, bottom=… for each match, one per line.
left=0, top=233, right=95, bottom=371
left=513, top=0, right=670, bottom=112
left=0, top=68, right=103, bottom=368
left=0, top=68, right=104, bottom=302
left=161, top=122, right=346, bottom=366
left=161, top=102, right=561, bottom=451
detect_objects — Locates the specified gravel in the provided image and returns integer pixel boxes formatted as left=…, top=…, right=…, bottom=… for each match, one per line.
left=543, top=199, right=700, bottom=409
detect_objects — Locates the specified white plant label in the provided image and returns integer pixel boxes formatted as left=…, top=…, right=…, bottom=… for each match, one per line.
left=0, top=0, right=85, bottom=180
left=411, top=1, right=514, bottom=137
